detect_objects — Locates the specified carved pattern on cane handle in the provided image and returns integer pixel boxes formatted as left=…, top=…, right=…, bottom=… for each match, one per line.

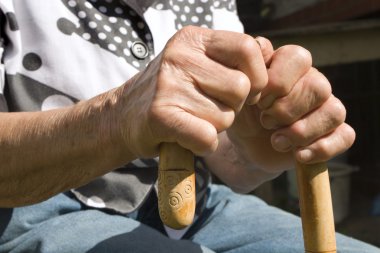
left=158, top=169, right=195, bottom=229
left=169, top=192, right=183, bottom=209
left=183, top=180, right=193, bottom=198
left=158, top=143, right=195, bottom=229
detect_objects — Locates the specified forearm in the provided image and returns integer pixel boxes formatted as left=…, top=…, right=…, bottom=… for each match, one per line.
left=0, top=89, right=135, bottom=207
left=204, top=132, right=283, bottom=193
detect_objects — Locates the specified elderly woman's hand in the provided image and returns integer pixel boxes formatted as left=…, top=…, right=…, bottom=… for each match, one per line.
left=117, top=26, right=268, bottom=158
left=227, top=37, right=355, bottom=173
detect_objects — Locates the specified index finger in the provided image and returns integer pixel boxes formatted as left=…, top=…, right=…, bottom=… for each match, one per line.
left=199, top=28, right=269, bottom=104
left=258, top=45, right=312, bottom=110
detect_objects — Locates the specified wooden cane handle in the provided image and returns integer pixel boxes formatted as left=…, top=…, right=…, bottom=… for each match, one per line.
left=296, top=162, right=337, bottom=253
left=158, top=143, right=196, bottom=229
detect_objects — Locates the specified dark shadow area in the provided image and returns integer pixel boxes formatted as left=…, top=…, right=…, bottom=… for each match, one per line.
left=322, top=60, right=380, bottom=247
left=0, top=208, right=13, bottom=236
left=86, top=224, right=205, bottom=253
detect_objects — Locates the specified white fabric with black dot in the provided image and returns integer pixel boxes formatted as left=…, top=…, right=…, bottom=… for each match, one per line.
left=59, top=0, right=155, bottom=70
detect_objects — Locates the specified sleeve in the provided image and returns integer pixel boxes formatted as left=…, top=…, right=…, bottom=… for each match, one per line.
left=211, top=0, right=245, bottom=33
left=0, top=10, right=9, bottom=112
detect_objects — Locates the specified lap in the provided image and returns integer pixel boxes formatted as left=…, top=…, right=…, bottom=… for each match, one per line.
left=0, top=193, right=211, bottom=253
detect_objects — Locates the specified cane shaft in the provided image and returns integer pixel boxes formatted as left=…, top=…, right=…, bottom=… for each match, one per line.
left=296, top=162, right=337, bottom=253
left=158, top=143, right=196, bottom=229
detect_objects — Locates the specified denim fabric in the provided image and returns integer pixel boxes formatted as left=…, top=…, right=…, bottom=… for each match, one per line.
left=188, top=185, right=380, bottom=253
left=0, top=185, right=379, bottom=253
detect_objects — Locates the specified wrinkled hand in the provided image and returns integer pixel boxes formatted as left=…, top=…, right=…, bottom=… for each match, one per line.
left=115, top=26, right=267, bottom=158
left=227, top=37, right=356, bottom=172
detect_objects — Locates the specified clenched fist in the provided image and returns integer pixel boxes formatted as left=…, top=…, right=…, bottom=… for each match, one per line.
left=116, top=26, right=268, bottom=159
left=208, top=36, right=355, bottom=191
left=112, top=26, right=355, bottom=189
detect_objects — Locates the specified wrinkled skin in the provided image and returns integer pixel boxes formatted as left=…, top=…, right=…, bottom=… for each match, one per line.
left=115, top=26, right=355, bottom=192
left=0, top=26, right=355, bottom=206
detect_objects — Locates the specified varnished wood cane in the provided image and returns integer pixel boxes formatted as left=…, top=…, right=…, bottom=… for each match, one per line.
left=296, top=162, right=337, bottom=253
left=158, top=144, right=337, bottom=253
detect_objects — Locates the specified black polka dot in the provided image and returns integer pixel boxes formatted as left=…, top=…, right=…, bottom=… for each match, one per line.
left=5, top=12, right=19, bottom=31
left=57, top=17, right=76, bottom=35
left=23, top=53, right=42, bottom=71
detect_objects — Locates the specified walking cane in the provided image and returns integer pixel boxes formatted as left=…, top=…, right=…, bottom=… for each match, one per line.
left=158, top=144, right=337, bottom=253
left=296, top=162, right=337, bottom=253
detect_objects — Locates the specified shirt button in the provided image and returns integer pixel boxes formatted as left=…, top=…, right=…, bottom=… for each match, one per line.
left=131, top=41, right=149, bottom=59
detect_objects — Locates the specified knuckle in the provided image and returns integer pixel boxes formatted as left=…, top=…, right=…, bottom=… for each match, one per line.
left=295, top=46, right=312, bottom=62
left=343, top=124, right=356, bottom=147
left=165, top=26, right=201, bottom=53
left=179, top=25, right=197, bottom=33
left=161, top=47, right=180, bottom=69
left=171, top=25, right=198, bottom=42
left=291, top=45, right=312, bottom=68
left=317, top=138, right=331, bottom=158
left=278, top=45, right=312, bottom=69
left=239, top=34, right=261, bottom=56
left=307, top=70, right=332, bottom=97
left=218, top=111, right=235, bottom=131
left=328, top=97, right=346, bottom=124
left=317, top=138, right=336, bottom=157
left=232, top=73, right=251, bottom=101
left=197, top=126, right=218, bottom=153
left=290, top=119, right=309, bottom=144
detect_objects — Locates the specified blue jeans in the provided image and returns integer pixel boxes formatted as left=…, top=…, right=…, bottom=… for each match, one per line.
left=0, top=184, right=379, bottom=253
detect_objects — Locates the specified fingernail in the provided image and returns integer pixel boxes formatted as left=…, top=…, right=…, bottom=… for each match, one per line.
left=258, top=94, right=275, bottom=109
left=254, top=37, right=262, bottom=49
left=261, top=114, right=278, bottom=129
left=272, top=135, right=292, bottom=151
left=298, top=149, right=313, bottom=163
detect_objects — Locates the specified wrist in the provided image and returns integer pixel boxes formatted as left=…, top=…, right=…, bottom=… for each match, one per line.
left=74, top=88, right=137, bottom=166
left=205, top=132, right=281, bottom=193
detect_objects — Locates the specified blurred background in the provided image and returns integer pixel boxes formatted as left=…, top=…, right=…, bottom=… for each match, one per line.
left=235, top=0, right=380, bottom=247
